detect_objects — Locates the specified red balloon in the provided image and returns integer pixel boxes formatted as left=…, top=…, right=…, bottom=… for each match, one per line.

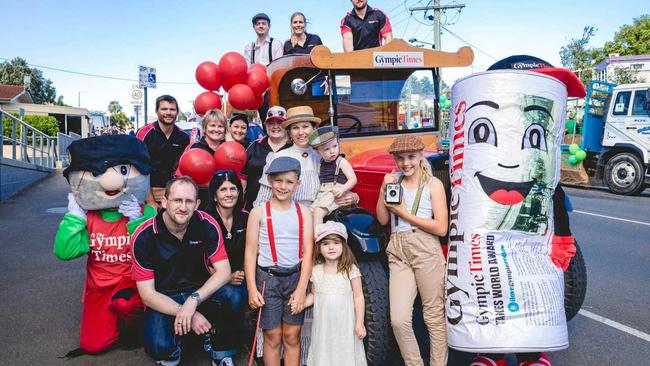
left=195, top=61, right=221, bottom=91
left=251, top=93, right=264, bottom=110
left=249, top=63, right=267, bottom=74
left=214, top=141, right=247, bottom=172
left=247, top=69, right=270, bottom=95
left=179, top=148, right=217, bottom=185
left=228, top=84, right=256, bottom=110
left=219, top=52, right=248, bottom=91
left=194, top=91, right=222, bottom=116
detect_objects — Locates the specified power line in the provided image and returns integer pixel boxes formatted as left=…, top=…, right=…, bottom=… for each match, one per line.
left=440, top=26, right=498, bottom=61
left=0, top=56, right=195, bottom=85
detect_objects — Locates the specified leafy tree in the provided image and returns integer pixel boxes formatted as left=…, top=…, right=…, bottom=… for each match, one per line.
left=0, top=57, right=57, bottom=104
left=3, top=113, right=59, bottom=138
left=559, top=26, right=597, bottom=86
left=107, top=100, right=123, bottom=114
left=53, top=95, right=69, bottom=106
left=596, top=15, right=650, bottom=62
left=110, top=111, right=130, bottom=128
left=420, top=76, right=435, bottom=96
left=610, top=66, right=645, bottom=84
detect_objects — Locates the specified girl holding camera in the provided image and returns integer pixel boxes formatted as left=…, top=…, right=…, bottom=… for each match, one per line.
left=375, top=135, right=449, bottom=366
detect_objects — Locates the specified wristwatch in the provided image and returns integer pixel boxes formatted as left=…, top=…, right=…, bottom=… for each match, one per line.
left=190, top=292, right=202, bottom=305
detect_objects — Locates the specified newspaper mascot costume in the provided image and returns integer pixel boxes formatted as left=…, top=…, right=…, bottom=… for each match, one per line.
left=445, top=56, right=585, bottom=366
left=54, top=134, right=157, bottom=355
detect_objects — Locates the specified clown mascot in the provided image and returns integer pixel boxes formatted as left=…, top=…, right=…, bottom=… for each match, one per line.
left=445, top=56, right=584, bottom=366
left=54, top=134, right=157, bottom=355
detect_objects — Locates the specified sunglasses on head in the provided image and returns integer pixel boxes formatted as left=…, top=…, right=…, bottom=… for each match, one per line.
left=267, top=110, right=286, bottom=118
left=215, top=170, right=237, bottom=178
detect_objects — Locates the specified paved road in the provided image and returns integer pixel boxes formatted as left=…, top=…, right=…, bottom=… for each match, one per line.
left=0, top=173, right=648, bottom=365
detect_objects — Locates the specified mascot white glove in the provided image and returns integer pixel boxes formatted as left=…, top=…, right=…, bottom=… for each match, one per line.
left=118, top=194, right=142, bottom=221
left=67, top=193, right=87, bottom=220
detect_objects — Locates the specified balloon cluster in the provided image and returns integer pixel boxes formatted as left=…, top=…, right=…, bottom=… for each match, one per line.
left=565, top=120, right=581, bottom=135
left=439, top=94, right=452, bottom=110
left=194, top=52, right=270, bottom=115
left=178, top=141, right=247, bottom=184
left=567, top=143, right=587, bottom=165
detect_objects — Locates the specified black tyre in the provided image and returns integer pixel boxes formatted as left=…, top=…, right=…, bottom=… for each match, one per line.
left=359, top=260, right=394, bottom=366
left=604, top=152, right=645, bottom=195
left=564, top=242, right=587, bottom=321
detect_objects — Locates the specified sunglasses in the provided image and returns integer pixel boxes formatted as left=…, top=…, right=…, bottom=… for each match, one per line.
left=215, top=170, right=237, bottom=178
left=267, top=109, right=286, bottom=118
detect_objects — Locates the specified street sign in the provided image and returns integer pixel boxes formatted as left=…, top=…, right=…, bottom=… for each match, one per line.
left=130, top=116, right=135, bottom=122
left=138, top=65, right=157, bottom=89
left=134, top=105, right=141, bottom=114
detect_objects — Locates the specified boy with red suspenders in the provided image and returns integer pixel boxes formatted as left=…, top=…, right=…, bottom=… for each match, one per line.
left=244, top=156, right=314, bottom=366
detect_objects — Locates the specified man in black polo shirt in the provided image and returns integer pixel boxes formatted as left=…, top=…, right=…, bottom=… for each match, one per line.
left=341, top=0, right=393, bottom=52
left=132, top=176, right=232, bottom=366
left=136, top=95, right=190, bottom=209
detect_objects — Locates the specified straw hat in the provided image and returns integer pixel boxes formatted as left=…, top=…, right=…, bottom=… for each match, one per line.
left=282, top=106, right=322, bottom=129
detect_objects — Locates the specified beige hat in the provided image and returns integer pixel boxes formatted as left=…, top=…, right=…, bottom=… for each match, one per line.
left=388, top=135, right=426, bottom=154
left=282, top=106, right=322, bottom=129
left=315, top=221, right=348, bottom=242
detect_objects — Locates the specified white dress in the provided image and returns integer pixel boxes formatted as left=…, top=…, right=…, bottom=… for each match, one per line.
left=307, top=264, right=367, bottom=366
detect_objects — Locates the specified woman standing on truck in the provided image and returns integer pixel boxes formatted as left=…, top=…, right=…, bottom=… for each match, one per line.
left=283, top=12, right=323, bottom=55
left=376, top=135, right=449, bottom=366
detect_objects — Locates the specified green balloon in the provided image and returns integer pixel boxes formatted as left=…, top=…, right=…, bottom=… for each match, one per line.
left=569, top=143, right=580, bottom=155
left=565, top=120, right=576, bottom=133
left=445, top=99, right=452, bottom=109
left=575, top=150, right=587, bottom=161
left=568, top=155, right=578, bottom=165
left=439, top=94, right=447, bottom=104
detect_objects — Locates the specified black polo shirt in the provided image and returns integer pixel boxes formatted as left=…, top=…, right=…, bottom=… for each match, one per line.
left=283, top=33, right=323, bottom=55
left=131, top=210, right=228, bottom=295
left=207, top=209, right=248, bottom=272
left=136, top=121, right=190, bottom=188
left=191, top=137, right=216, bottom=156
left=241, top=137, right=292, bottom=210
left=340, top=5, right=392, bottom=50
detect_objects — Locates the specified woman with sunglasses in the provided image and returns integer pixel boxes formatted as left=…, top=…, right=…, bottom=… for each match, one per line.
left=241, top=106, right=292, bottom=211
left=205, top=169, right=250, bottom=365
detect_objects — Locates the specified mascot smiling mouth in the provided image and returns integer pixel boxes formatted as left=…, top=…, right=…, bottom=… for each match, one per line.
left=475, top=172, right=534, bottom=205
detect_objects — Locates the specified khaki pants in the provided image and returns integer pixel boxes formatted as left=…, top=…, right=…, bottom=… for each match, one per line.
left=387, top=229, right=448, bottom=366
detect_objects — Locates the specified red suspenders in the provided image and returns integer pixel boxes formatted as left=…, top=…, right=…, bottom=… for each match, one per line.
left=265, top=200, right=303, bottom=265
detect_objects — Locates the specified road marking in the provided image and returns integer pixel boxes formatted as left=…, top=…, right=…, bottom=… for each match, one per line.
left=573, top=210, right=650, bottom=226
left=579, top=309, right=650, bottom=342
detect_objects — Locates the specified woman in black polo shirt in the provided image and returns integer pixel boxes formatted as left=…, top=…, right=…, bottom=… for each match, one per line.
left=283, top=12, right=323, bottom=55
left=206, top=170, right=249, bottom=364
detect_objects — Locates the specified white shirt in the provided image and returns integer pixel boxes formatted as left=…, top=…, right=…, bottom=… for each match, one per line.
left=244, top=36, right=284, bottom=66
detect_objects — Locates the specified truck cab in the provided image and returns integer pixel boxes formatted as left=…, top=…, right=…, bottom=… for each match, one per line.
left=581, top=81, right=650, bottom=195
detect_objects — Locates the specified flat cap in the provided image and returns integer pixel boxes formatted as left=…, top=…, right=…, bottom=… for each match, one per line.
left=388, top=135, right=426, bottom=154
left=265, top=156, right=301, bottom=177
left=309, top=125, right=338, bottom=148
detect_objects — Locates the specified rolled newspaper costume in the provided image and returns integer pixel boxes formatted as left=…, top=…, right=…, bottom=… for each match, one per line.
left=445, top=70, right=568, bottom=352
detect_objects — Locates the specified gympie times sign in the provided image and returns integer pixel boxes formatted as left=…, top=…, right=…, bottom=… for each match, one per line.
left=373, top=52, right=424, bottom=68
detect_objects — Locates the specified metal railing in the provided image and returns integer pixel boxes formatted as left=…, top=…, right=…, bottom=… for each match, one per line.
left=1, top=108, right=57, bottom=169
left=58, top=131, right=81, bottom=167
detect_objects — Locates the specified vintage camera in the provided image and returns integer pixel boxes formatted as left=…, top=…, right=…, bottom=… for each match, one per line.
left=385, top=183, right=402, bottom=204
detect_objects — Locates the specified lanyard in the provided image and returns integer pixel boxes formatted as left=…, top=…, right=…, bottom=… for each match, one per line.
left=265, top=200, right=303, bottom=265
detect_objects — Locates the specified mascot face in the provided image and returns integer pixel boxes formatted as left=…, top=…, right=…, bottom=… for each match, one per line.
left=64, top=134, right=151, bottom=211
left=68, top=164, right=149, bottom=210
left=451, top=70, right=566, bottom=233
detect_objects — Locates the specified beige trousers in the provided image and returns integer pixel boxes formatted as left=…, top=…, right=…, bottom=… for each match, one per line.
left=387, top=229, right=448, bottom=366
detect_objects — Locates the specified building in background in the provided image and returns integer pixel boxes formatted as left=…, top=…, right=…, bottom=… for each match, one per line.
left=594, top=54, right=650, bottom=83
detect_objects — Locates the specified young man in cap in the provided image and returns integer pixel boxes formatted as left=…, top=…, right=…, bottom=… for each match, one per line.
left=341, top=0, right=393, bottom=52
left=245, top=156, right=314, bottom=366
left=136, top=95, right=189, bottom=209
left=309, top=125, right=358, bottom=228
left=244, top=13, right=284, bottom=66
left=131, top=176, right=232, bottom=366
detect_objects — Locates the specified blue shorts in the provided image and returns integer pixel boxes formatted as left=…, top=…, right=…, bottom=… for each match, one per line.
left=255, top=266, right=305, bottom=330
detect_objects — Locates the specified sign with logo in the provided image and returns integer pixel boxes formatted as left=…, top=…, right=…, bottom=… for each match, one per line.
left=131, top=85, right=143, bottom=105
left=373, top=52, right=424, bottom=68
left=139, top=65, right=157, bottom=88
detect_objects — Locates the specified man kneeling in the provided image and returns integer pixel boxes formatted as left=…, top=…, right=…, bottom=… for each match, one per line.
left=132, top=176, right=232, bottom=366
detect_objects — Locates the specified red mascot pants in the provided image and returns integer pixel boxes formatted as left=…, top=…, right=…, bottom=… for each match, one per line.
left=79, top=277, right=143, bottom=353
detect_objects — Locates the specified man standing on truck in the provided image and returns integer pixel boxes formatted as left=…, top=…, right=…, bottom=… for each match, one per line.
left=341, top=0, right=393, bottom=52
left=244, top=13, right=284, bottom=66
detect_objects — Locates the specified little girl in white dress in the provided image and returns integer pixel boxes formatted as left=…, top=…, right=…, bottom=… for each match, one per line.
left=298, top=221, right=367, bottom=366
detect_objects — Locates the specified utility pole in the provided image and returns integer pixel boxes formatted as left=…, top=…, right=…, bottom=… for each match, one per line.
left=409, top=1, right=465, bottom=128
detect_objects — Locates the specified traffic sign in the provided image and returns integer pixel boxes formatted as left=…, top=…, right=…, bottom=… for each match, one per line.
left=139, top=65, right=157, bottom=89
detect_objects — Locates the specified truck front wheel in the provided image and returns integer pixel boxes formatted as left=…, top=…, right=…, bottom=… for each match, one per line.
left=604, top=152, right=645, bottom=195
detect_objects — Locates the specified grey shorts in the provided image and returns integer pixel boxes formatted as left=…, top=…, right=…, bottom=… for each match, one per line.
left=255, top=266, right=305, bottom=330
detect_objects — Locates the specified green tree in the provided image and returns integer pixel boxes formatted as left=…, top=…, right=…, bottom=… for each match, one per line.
left=0, top=57, right=57, bottom=104
left=53, top=95, right=69, bottom=106
left=110, top=111, right=130, bottom=128
left=107, top=100, right=123, bottom=114
left=559, top=26, right=597, bottom=86
left=420, top=76, right=435, bottom=96
left=596, top=15, right=650, bottom=62
left=3, top=113, right=59, bottom=138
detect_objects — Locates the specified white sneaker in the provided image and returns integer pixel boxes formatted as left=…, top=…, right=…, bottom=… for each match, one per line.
left=211, top=357, right=235, bottom=366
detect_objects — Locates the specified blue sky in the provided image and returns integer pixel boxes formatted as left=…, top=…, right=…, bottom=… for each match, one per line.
left=1, top=0, right=646, bottom=118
